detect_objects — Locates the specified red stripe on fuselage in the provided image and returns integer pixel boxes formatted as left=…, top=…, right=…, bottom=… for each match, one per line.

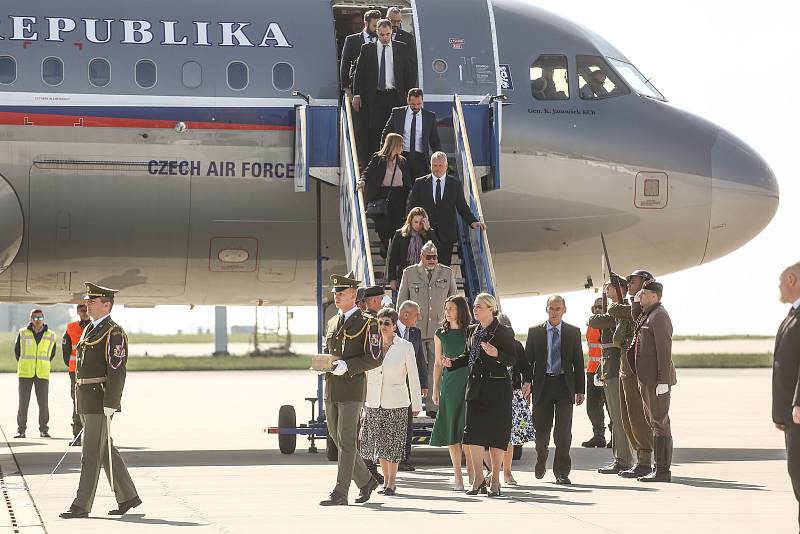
left=0, top=111, right=294, bottom=131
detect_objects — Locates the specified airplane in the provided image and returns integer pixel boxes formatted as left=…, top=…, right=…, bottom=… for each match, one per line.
left=0, top=0, right=778, bottom=307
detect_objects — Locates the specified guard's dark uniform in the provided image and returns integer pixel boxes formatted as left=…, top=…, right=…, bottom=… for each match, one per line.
left=61, top=283, right=140, bottom=518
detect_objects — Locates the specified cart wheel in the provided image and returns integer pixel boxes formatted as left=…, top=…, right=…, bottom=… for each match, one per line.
left=278, top=405, right=297, bottom=454
left=326, top=435, right=338, bottom=461
left=513, top=444, right=523, bottom=461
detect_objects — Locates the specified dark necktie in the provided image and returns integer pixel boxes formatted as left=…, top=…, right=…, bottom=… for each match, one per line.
left=549, top=327, right=562, bottom=374
left=336, top=314, right=344, bottom=332
left=378, top=45, right=387, bottom=91
left=434, top=178, right=442, bottom=204
left=410, top=111, right=418, bottom=153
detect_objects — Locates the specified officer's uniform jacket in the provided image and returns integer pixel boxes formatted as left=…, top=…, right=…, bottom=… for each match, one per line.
left=74, top=316, right=128, bottom=414
left=607, top=301, right=636, bottom=379
left=324, top=309, right=382, bottom=403
left=633, top=303, right=677, bottom=387
left=396, top=263, right=457, bottom=339
left=588, top=311, right=622, bottom=382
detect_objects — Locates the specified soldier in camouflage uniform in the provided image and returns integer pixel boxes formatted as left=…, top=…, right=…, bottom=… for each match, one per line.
left=59, top=283, right=140, bottom=519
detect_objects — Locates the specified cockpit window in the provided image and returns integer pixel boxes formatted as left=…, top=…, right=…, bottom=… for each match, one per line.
left=606, top=57, right=665, bottom=101
left=530, top=55, right=569, bottom=100
left=577, top=55, right=629, bottom=100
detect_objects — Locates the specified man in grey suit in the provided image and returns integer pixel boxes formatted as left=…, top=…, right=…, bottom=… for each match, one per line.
left=397, top=241, right=456, bottom=414
left=525, top=296, right=585, bottom=485
left=774, top=262, right=800, bottom=530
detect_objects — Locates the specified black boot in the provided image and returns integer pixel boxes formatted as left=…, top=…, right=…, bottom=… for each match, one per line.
left=581, top=434, right=607, bottom=448
left=638, top=436, right=672, bottom=482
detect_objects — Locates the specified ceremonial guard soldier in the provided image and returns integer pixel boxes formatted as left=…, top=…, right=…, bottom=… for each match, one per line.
left=320, top=272, right=384, bottom=506
left=60, top=283, right=141, bottom=519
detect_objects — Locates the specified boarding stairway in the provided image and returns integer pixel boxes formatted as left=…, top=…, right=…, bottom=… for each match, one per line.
left=337, top=94, right=503, bottom=304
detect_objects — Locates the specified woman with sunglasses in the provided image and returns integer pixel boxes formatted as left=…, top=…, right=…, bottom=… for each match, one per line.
left=360, top=307, right=423, bottom=496
left=443, top=293, right=517, bottom=496
left=430, top=295, right=473, bottom=490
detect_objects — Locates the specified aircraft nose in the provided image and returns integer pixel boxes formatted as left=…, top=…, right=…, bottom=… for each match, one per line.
left=0, top=176, right=23, bottom=274
left=703, top=128, right=779, bottom=263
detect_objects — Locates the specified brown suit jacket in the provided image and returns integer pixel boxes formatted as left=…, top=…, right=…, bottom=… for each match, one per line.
left=634, top=303, right=677, bottom=387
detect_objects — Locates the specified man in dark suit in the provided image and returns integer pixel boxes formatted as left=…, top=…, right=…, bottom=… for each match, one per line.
left=405, top=152, right=485, bottom=267
left=397, top=300, right=428, bottom=472
left=340, top=9, right=381, bottom=164
left=525, top=295, right=585, bottom=485
left=774, top=262, right=800, bottom=529
left=387, top=7, right=418, bottom=82
left=352, top=19, right=415, bottom=157
left=382, top=88, right=442, bottom=179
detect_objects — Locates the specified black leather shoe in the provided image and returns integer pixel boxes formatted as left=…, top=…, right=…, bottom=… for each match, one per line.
left=366, top=463, right=384, bottom=485
left=619, top=464, right=652, bottom=478
left=638, top=468, right=671, bottom=483
left=108, top=496, right=142, bottom=515
left=13, top=432, right=24, bottom=439
left=355, top=477, right=379, bottom=504
left=319, top=492, right=347, bottom=506
left=398, top=461, right=416, bottom=472
left=40, top=431, right=51, bottom=438
left=598, top=461, right=628, bottom=474
left=59, top=505, right=89, bottom=519
left=534, top=461, right=546, bottom=479
left=581, top=435, right=607, bottom=448
left=555, top=476, right=572, bottom=485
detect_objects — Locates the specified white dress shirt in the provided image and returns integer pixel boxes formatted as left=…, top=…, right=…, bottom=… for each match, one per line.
left=339, top=305, right=359, bottom=324
left=365, top=335, right=423, bottom=410
left=362, top=30, right=374, bottom=44
left=396, top=320, right=408, bottom=340
left=431, top=173, right=446, bottom=201
left=403, top=107, right=424, bottom=153
left=91, top=314, right=110, bottom=329
left=376, top=41, right=395, bottom=89
left=792, top=297, right=800, bottom=313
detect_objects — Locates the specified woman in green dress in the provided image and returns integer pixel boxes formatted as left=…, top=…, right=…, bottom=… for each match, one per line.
left=430, top=295, right=473, bottom=491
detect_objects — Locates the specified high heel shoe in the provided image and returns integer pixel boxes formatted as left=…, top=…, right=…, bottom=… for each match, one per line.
left=466, top=480, right=487, bottom=495
left=488, top=486, right=502, bottom=497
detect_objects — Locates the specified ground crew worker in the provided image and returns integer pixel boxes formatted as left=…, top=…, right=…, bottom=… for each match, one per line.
left=633, top=279, right=676, bottom=482
left=14, top=308, right=56, bottom=439
left=590, top=274, right=635, bottom=474
left=582, top=298, right=608, bottom=448
left=62, top=304, right=91, bottom=445
left=60, top=283, right=141, bottom=519
left=319, top=272, right=383, bottom=506
left=607, top=269, right=656, bottom=478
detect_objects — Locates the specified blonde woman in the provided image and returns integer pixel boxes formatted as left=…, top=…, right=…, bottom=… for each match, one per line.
left=358, top=132, right=411, bottom=253
left=385, top=207, right=436, bottom=291
left=443, top=293, right=517, bottom=497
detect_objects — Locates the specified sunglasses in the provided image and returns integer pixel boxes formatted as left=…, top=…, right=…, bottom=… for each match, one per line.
left=379, top=320, right=394, bottom=327
left=31, top=316, right=44, bottom=321
left=423, top=254, right=437, bottom=260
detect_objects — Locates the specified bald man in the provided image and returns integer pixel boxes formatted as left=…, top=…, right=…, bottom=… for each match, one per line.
left=774, top=262, right=800, bottom=530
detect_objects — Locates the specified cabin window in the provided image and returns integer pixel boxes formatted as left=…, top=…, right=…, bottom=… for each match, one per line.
left=135, top=60, right=157, bottom=89
left=42, top=57, right=64, bottom=86
left=182, top=61, right=202, bottom=89
left=89, top=58, right=111, bottom=88
left=530, top=55, right=569, bottom=100
left=227, top=61, right=249, bottom=91
left=0, top=56, right=16, bottom=85
left=577, top=55, right=629, bottom=100
left=272, top=62, right=294, bottom=92
left=606, top=57, right=665, bottom=101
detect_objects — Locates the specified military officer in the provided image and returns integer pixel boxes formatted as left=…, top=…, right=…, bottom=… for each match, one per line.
left=59, top=283, right=141, bottom=519
left=320, top=272, right=383, bottom=506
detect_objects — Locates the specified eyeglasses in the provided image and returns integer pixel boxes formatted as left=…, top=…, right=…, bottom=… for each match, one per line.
left=31, top=317, right=44, bottom=321
left=379, top=320, right=394, bottom=327
left=423, top=254, right=437, bottom=260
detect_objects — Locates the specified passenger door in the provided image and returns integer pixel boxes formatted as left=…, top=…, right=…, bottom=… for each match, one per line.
left=412, top=0, right=500, bottom=98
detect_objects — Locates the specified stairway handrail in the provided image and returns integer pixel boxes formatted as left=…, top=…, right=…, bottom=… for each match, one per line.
left=453, top=94, right=500, bottom=298
left=341, top=96, right=375, bottom=286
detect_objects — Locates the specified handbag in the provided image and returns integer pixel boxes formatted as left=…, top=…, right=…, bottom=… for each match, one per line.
left=365, top=159, right=399, bottom=217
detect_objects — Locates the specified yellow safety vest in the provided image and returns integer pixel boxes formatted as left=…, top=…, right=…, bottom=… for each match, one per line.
left=17, top=328, right=56, bottom=379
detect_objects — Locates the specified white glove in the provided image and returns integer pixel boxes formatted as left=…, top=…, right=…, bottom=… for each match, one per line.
left=331, top=360, right=348, bottom=376
left=103, top=407, right=116, bottom=417
left=655, top=383, right=669, bottom=396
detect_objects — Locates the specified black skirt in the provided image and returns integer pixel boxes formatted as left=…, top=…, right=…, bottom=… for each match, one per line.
left=462, top=375, right=513, bottom=449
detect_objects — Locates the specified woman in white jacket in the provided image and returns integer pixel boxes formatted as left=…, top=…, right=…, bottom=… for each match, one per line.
left=360, top=307, right=423, bottom=495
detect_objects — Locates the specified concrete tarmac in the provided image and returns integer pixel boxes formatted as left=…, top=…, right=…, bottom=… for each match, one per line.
left=0, top=369, right=794, bottom=533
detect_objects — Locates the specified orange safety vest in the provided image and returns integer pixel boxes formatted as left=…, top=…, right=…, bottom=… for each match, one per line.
left=586, top=326, right=602, bottom=374
left=65, top=321, right=86, bottom=372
